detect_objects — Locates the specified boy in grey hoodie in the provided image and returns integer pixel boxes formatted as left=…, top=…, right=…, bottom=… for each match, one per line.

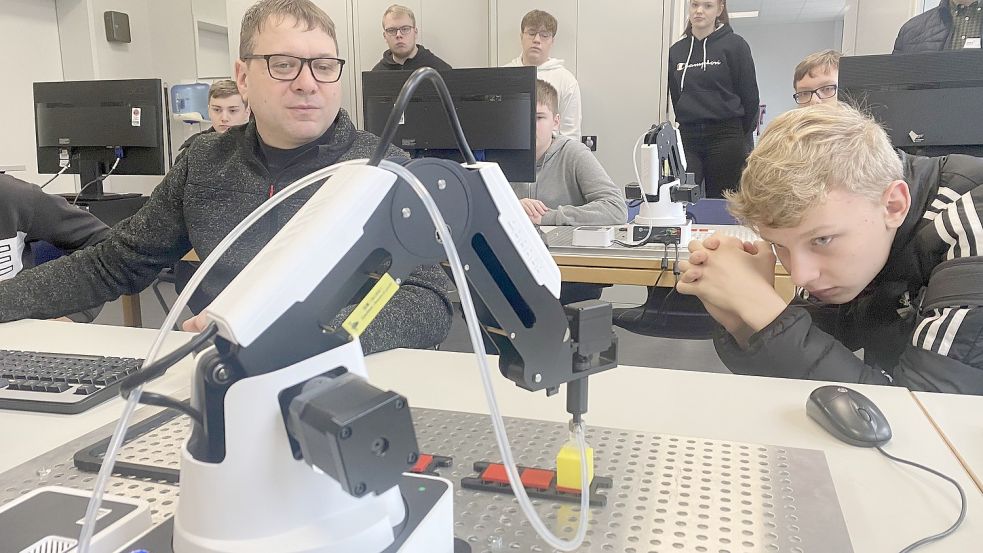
left=513, top=79, right=627, bottom=227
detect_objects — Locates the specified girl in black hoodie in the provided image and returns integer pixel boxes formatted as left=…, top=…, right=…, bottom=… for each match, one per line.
left=668, top=0, right=759, bottom=198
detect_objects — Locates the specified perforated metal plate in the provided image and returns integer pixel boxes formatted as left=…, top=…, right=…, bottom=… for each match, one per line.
left=0, top=408, right=853, bottom=552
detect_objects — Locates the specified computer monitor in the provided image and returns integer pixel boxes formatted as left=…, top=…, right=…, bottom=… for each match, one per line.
left=839, top=50, right=983, bottom=155
left=362, top=67, right=537, bottom=182
left=34, top=78, right=167, bottom=200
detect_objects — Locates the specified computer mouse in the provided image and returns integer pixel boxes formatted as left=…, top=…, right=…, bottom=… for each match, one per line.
left=806, top=385, right=892, bottom=447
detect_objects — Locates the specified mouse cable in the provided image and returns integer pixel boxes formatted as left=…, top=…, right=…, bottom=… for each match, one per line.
left=876, top=446, right=967, bottom=552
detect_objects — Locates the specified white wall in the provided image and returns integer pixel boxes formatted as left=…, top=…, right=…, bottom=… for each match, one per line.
left=842, top=0, right=918, bottom=55
left=733, top=19, right=842, bottom=126
left=88, top=0, right=155, bottom=79
left=579, top=0, right=670, bottom=186
left=0, top=0, right=70, bottom=192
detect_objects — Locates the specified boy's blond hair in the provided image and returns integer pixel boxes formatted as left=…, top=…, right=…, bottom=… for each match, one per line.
left=239, top=0, right=336, bottom=58
left=793, top=49, right=841, bottom=87
left=208, top=79, right=246, bottom=106
left=383, top=4, right=416, bottom=26
left=727, top=103, right=903, bottom=229
left=521, top=9, right=558, bottom=35
left=536, top=79, right=559, bottom=116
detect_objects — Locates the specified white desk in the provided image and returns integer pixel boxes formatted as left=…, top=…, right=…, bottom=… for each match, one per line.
left=0, top=164, right=26, bottom=173
left=1, top=321, right=981, bottom=551
left=370, top=349, right=983, bottom=552
left=0, top=321, right=195, bottom=473
left=914, top=391, right=983, bottom=494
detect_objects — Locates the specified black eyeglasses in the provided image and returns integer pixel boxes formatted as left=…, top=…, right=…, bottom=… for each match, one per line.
left=793, top=84, right=838, bottom=105
left=523, top=29, right=554, bottom=40
left=384, top=25, right=415, bottom=36
left=241, top=54, right=346, bottom=83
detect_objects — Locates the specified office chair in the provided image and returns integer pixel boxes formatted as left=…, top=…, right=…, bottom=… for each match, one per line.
left=152, top=260, right=205, bottom=329
left=30, top=241, right=64, bottom=266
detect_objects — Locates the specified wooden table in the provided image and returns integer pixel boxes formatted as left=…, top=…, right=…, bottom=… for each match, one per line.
left=553, top=252, right=796, bottom=299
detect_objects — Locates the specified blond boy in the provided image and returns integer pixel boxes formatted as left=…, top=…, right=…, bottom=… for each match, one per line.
left=678, top=103, right=983, bottom=393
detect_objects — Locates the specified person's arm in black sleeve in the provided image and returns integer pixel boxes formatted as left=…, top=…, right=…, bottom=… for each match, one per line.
left=26, top=187, right=109, bottom=253
left=732, top=39, right=760, bottom=136
left=336, top=264, right=454, bottom=355
left=894, top=305, right=983, bottom=393
left=713, top=304, right=894, bottom=385
left=0, top=157, right=193, bottom=322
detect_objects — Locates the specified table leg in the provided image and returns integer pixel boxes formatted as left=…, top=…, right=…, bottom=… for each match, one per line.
left=121, top=294, right=143, bottom=328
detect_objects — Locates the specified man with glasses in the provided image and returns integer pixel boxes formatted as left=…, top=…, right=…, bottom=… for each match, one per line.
left=504, top=9, right=582, bottom=140
left=0, top=0, right=454, bottom=355
left=792, top=50, right=840, bottom=107
left=372, top=4, right=451, bottom=72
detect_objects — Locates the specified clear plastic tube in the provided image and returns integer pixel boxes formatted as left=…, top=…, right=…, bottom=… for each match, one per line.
left=380, top=160, right=591, bottom=551
left=76, top=160, right=366, bottom=552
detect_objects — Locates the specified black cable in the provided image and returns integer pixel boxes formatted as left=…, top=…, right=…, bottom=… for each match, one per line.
left=138, top=392, right=203, bottom=426
left=612, top=225, right=656, bottom=248
left=632, top=252, right=670, bottom=322
left=875, top=446, right=967, bottom=552
left=39, top=161, right=72, bottom=189
left=72, top=157, right=121, bottom=206
left=119, top=322, right=219, bottom=397
left=368, top=67, right=477, bottom=167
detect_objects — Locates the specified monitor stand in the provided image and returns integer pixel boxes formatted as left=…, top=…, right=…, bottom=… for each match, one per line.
left=60, top=156, right=147, bottom=226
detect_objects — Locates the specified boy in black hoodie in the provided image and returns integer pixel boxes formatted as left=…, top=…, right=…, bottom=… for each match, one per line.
left=372, top=4, right=451, bottom=72
left=667, top=0, right=759, bottom=198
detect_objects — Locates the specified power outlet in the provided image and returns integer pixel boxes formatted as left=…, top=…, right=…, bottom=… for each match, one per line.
left=581, top=135, right=597, bottom=151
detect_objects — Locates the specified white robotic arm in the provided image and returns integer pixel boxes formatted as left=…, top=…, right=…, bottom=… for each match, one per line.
left=628, top=123, right=704, bottom=245
left=168, top=157, right=617, bottom=553
left=91, top=68, right=615, bottom=553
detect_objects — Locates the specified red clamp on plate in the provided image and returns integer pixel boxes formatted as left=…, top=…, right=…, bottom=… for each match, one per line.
left=479, top=463, right=510, bottom=484
left=519, top=468, right=555, bottom=490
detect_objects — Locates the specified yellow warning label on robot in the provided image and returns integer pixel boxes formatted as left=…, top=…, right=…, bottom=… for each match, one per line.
left=342, top=273, right=400, bottom=337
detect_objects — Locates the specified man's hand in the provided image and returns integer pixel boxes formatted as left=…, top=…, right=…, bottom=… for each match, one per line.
left=677, top=233, right=785, bottom=336
left=182, top=312, right=207, bottom=333
left=519, top=198, right=550, bottom=225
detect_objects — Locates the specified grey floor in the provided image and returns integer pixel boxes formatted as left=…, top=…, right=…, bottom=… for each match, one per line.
left=94, top=283, right=729, bottom=374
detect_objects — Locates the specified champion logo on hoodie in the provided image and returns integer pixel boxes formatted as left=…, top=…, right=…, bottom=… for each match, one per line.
left=677, top=60, right=722, bottom=71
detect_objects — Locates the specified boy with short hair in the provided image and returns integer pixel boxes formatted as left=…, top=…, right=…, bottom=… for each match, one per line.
left=677, top=103, right=983, bottom=393
left=504, top=9, right=582, bottom=140
left=513, top=79, right=626, bottom=227
left=206, top=79, right=251, bottom=132
left=372, top=4, right=451, bottom=71
left=792, top=49, right=841, bottom=107
left=176, top=79, right=251, bottom=161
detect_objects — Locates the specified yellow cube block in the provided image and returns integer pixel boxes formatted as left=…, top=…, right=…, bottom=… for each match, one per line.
left=555, top=441, right=594, bottom=492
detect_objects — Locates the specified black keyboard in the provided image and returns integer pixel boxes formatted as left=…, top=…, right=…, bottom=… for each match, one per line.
left=0, top=350, right=144, bottom=414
